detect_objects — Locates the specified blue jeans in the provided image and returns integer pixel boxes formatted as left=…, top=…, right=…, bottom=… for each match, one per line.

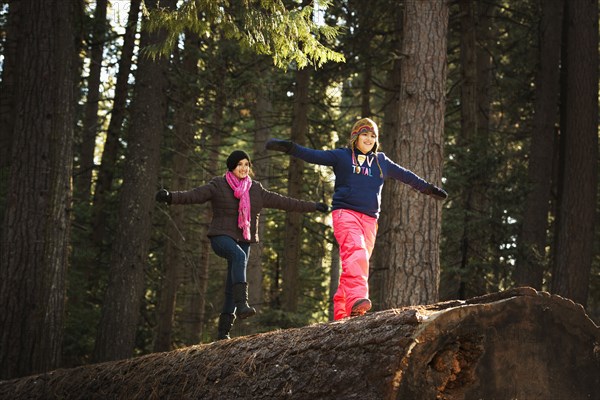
left=210, top=235, right=251, bottom=314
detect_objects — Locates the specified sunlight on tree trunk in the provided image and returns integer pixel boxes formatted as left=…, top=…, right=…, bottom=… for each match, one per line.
left=76, top=0, right=108, bottom=202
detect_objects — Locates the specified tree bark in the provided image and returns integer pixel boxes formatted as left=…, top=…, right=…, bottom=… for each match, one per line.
left=373, top=3, right=402, bottom=311
left=0, top=0, right=76, bottom=379
left=247, top=61, right=275, bottom=311
left=153, top=33, right=201, bottom=352
left=551, top=0, right=598, bottom=306
left=473, top=3, right=495, bottom=293
left=349, top=0, right=374, bottom=118
left=451, top=0, right=494, bottom=299
left=0, top=0, right=20, bottom=171
left=456, top=0, right=478, bottom=299
left=90, top=0, right=141, bottom=247
left=376, top=0, right=448, bottom=307
left=515, top=0, right=563, bottom=288
left=74, top=0, right=108, bottom=202
left=92, top=0, right=177, bottom=362
left=2, top=288, right=598, bottom=399
left=282, top=67, right=310, bottom=312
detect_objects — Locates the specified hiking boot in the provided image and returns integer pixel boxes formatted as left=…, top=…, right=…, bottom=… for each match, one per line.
left=233, top=282, right=257, bottom=319
left=217, top=313, right=235, bottom=340
left=350, top=298, right=372, bottom=316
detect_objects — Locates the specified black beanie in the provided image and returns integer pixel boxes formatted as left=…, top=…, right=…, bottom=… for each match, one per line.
left=226, top=150, right=251, bottom=171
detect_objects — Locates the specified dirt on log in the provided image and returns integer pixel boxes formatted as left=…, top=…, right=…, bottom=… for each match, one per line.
left=1, top=287, right=599, bottom=400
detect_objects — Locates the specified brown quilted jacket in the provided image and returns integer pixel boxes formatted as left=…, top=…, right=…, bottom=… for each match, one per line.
left=170, top=176, right=317, bottom=243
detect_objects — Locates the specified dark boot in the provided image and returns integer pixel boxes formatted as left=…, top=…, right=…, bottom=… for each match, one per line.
left=217, top=313, right=235, bottom=340
left=233, top=282, right=256, bottom=319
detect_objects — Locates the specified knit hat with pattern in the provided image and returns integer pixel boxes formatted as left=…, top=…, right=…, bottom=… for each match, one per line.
left=350, top=118, right=379, bottom=153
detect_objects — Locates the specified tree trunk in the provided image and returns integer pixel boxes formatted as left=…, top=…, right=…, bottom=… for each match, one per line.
left=451, top=0, right=494, bottom=299
left=349, top=0, right=374, bottom=118
left=456, top=0, right=478, bottom=299
left=551, top=0, right=598, bottom=306
left=0, top=0, right=76, bottom=379
left=0, top=0, right=20, bottom=171
left=247, top=62, right=275, bottom=311
left=373, top=4, right=402, bottom=311
left=282, top=67, right=310, bottom=312
left=90, top=0, right=141, bottom=247
left=153, top=33, right=201, bottom=352
left=0, top=0, right=20, bottom=229
left=473, top=3, right=495, bottom=293
left=3, top=288, right=598, bottom=399
left=92, top=0, right=176, bottom=362
left=515, top=0, right=563, bottom=288
left=376, top=0, right=448, bottom=307
left=74, top=0, right=108, bottom=202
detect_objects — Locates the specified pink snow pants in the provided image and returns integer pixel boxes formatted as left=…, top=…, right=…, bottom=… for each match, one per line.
left=332, top=209, right=378, bottom=320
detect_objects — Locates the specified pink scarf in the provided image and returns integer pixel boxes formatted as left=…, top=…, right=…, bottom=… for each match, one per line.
left=225, top=171, right=252, bottom=240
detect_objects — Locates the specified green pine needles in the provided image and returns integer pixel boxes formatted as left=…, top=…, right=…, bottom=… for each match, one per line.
left=143, top=0, right=345, bottom=69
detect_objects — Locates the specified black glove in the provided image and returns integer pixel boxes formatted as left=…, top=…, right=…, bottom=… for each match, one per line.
left=315, top=202, right=331, bottom=213
left=265, top=138, right=294, bottom=153
left=155, top=189, right=172, bottom=204
left=424, top=183, right=447, bottom=200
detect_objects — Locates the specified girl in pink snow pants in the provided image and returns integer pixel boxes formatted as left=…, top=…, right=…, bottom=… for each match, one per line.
left=266, top=118, right=448, bottom=319
left=332, top=208, right=378, bottom=319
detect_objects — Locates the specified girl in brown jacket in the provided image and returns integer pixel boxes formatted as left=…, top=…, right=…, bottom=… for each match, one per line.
left=156, top=150, right=329, bottom=340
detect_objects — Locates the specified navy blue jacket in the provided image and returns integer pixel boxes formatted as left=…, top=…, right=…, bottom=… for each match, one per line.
left=289, top=145, right=430, bottom=218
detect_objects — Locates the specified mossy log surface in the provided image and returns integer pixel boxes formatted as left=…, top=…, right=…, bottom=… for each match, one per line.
left=1, top=287, right=599, bottom=399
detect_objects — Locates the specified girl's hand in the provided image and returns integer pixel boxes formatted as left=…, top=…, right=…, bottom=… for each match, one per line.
left=315, top=202, right=331, bottom=213
left=424, top=184, right=448, bottom=200
left=265, top=138, right=293, bottom=153
left=155, top=189, right=172, bottom=204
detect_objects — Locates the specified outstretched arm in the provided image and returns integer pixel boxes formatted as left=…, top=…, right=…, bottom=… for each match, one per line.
left=155, top=179, right=216, bottom=205
left=382, top=154, right=447, bottom=200
left=258, top=182, right=330, bottom=213
left=266, top=138, right=338, bottom=166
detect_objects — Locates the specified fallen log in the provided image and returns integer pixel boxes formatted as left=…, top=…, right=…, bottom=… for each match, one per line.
left=1, top=287, right=599, bottom=399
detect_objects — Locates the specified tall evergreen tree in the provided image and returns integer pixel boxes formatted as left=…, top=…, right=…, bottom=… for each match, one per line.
left=93, top=0, right=177, bottom=362
left=456, top=0, right=480, bottom=299
left=452, top=0, right=495, bottom=299
left=153, top=32, right=202, bottom=352
left=91, top=0, right=141, bottom=247
left=0, top=0, right=19, bottom=172
left=515, top=0, right=563, bottom=288
left=282, top=67, right=311, bottom=312
left=75, top=0, right=108, bottom=202
left=376, top=0, right=448, bottom=307
left=552, top=0, right=598, bottom=306
left=0, top=0, right=78, bottom=379
left=372, top=1, right=403, bottom=310
left=247, top=57, right=276, bottom=312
